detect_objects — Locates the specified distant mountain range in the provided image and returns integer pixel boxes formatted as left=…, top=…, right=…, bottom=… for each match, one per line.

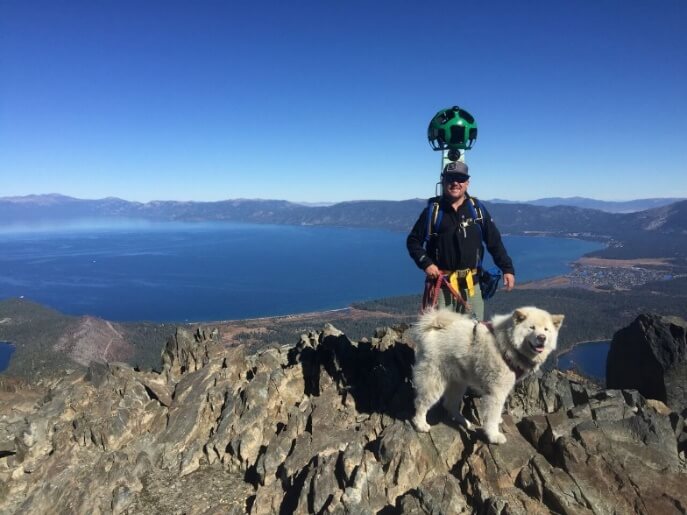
left=1, top=194, right=686, bottom=261
left=490, top=196, right=685, bottom=213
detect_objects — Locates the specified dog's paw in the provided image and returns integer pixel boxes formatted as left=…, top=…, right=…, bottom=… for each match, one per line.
left=412, top=415, right=431, bottom=433
left=485, top=431, right=507, bottom=445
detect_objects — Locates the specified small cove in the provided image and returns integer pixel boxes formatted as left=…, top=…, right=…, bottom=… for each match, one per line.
left=0, top=342, right=15, bottom=373
left=556, top=340, right=610, bottom=383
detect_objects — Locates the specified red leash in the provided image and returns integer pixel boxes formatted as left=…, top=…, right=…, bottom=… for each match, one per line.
left=421, top=273, right=471, bottom=312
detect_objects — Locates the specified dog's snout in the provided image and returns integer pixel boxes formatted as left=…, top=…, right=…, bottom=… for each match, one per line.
left=536, top=334, right=547, bottom=345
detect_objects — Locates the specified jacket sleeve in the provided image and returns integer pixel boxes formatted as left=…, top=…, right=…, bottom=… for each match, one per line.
left=481, top=206, right=515, bottom=275
left=406, top=208, right=434, bottom=271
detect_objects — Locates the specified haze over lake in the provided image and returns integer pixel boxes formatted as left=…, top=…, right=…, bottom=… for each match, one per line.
left=0, top=220, right=603, bottom=322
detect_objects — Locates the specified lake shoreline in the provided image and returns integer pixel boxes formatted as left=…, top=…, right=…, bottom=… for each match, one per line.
left=556, top=338, right=610, bottom=357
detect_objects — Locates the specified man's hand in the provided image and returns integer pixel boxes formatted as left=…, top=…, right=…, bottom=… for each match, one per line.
left=424, top=264, right=440, bottom=280
left=503, top=273, right=515, bottom=291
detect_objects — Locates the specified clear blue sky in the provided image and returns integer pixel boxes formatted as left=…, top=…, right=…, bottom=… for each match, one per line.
left=1, top=0, right=685, bottom=203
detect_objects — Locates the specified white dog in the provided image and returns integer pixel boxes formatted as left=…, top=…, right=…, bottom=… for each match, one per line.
left=411, top=307, right=564, bottom=444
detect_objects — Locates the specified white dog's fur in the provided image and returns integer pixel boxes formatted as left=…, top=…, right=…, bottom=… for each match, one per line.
left=411, top=307, right=564, bottom=444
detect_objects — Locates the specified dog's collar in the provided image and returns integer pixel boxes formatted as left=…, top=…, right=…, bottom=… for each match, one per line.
left=501, top=351, right=527, bottom=380
left=474, top=321, right=529, bottom=380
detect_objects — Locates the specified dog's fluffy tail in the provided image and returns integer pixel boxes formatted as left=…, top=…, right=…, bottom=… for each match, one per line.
left=414, top=308, right=460, bottom=335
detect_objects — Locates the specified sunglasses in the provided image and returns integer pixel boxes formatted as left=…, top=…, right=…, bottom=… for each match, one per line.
left=443, top=174, right=469, bottom=184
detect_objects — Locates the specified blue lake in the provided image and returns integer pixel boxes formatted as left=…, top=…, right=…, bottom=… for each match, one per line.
left=557, top=341, right=610, bottom=382
left=0, top=220, right=603, bottom=322
left=0, top=342, right=15, bottom=372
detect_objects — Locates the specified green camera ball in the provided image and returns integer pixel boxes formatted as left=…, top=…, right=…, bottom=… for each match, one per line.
left=427, top=106, right=478, bottom=151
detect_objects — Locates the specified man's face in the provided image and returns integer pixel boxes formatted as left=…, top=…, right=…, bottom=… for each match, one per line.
left=443, top=174, right=469, bottom=201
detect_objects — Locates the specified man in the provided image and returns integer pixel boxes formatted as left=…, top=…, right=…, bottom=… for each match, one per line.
left=406, top=161, right=515, bottom=320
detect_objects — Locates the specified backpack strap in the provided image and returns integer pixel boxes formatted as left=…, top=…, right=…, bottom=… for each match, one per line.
left=467, top=196, right=488, bottom=269
left=466, top=196, right=484, bottom=226
left=423, top=198, right=443, bottom=245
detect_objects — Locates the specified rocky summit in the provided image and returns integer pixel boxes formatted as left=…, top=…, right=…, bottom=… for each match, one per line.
left=1, top=320, right=686, bottom=514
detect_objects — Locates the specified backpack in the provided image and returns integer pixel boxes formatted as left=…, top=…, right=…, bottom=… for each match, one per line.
left=423, top=196, right=502, bottom=300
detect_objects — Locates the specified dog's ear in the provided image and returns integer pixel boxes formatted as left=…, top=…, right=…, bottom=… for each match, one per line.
left=513, top=309, right=527, bottom=323
left=551, top=314, right=565, bottom=328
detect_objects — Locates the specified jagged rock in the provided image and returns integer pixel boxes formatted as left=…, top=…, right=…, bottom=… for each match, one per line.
left=1, top=319, right=686, bottom=514
left=607, top=313, right=687, bottom=412
left=340, top=449, right=386, bottom=512
left=397, top=474, right=469, bottom=514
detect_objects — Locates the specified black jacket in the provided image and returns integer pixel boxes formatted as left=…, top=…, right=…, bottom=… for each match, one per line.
left=406, top=195, right=515, bottom=275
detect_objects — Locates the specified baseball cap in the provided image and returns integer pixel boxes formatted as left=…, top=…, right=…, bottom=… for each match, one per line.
left=442, top=161, right=470, bottom=178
